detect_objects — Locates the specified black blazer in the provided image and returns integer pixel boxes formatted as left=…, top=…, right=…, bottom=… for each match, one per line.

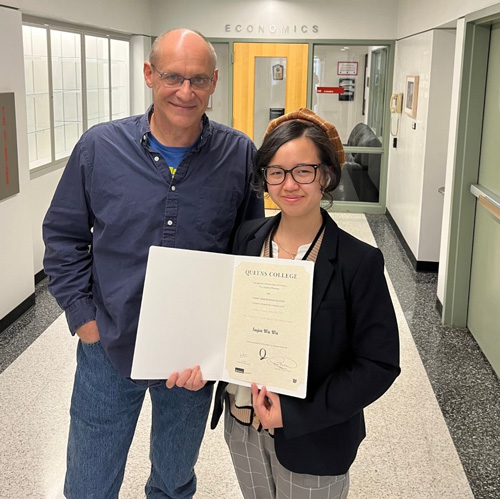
left=211, top=210, right=400, bottom=476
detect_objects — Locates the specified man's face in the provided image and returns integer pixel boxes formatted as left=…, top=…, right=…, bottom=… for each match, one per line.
left=144, top=31, right=218, bottom=139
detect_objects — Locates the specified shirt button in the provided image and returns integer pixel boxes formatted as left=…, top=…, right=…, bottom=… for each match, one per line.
left=154, top=156, right=159, bottom=161
left=171, top=185, right=176, bottom=191
left=167, top=220, right=173, bottom=226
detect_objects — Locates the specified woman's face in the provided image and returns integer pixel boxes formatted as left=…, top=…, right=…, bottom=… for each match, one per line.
left=265, top=136, right=324, bottom=219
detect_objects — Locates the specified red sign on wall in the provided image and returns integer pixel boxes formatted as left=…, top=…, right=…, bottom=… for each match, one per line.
left=316, top=86, right=345, bottom=94
left=0, top=93, right=20, bottom=201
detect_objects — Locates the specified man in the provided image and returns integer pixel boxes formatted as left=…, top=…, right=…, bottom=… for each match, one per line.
left=43, top=28, right=263, bottom=498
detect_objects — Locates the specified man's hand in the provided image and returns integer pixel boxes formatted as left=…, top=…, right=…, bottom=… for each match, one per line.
left=251, top=383, right=283, bottom=429
left=166, top=366, right=207, bottom=391
left=76, top=320, right=100, bottom=344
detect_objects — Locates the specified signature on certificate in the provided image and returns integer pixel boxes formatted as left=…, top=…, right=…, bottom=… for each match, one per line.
left=268, top=357, right=297, bottom=371
left=259, top=348, right=297, bottom=371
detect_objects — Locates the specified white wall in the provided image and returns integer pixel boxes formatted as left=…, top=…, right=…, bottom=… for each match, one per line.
left=386, top=29, right=455, bottom=263
left=436, top=19, right=466, bottom=304
left=0, top=6, right=35, bottom=319
left=30, top=168, right=64, bottom=278
left=419, top=30, right=456, bottom=261
left=5, top=0, right=151, bottom=35
left=149, top=0, right=400, bottom=40
left=397, top=0, right=500, bottom=38
left=131, top=35, right=153, bottom=116
left=387, top=32, right=432, bottom=255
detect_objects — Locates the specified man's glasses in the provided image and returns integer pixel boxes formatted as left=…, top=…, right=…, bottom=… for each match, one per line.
left=262, top=164, right=320, bottom=185
left=151, top=64, right=215, bottom=90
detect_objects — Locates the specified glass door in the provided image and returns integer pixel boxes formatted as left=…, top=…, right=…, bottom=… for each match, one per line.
left=367, top=47, right=387, bottom=138
left=312, top=44, right=389, bottom=203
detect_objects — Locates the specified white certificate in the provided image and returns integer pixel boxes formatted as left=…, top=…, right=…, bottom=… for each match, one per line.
left=131, top=246, right=314, bottom=398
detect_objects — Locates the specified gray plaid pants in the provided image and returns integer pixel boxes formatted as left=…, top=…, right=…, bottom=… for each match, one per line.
left=224, top=407, right=349, bottom=499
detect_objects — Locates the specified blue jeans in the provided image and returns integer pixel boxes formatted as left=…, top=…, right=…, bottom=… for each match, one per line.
left=64, top=340, right=213, bottom=498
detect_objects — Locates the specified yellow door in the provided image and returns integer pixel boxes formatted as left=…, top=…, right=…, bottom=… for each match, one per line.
left=233, top=43, right=309, bottom=210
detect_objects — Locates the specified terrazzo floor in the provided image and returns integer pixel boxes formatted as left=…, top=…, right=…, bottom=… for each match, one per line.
left=0, top=212, right=499, bottom=498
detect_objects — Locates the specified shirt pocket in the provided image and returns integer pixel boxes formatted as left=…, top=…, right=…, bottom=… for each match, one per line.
left=196, top=187, right=238, bottom=241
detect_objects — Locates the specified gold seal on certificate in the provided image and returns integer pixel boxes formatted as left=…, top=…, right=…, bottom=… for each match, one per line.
left=131, top=246, right=314, bottom=398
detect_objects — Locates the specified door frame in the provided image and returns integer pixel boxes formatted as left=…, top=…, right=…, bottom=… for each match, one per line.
left=208, top=37, right=395, bottom=214
left=442, top=5, right=500, bottom=325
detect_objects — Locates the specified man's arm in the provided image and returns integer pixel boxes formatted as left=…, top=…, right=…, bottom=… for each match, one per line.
left=43, top=137, right=96, bottom=335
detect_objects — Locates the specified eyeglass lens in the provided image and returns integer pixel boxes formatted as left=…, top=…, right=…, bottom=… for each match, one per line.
left=165, top=75, right=211, bottom=89
left=264, top=165, right=317, bottom=184
left=153, top=66, right=213, bottom=90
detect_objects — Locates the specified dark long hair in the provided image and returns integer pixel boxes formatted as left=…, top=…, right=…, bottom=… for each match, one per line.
left=252, top=120, right=342, bottom=205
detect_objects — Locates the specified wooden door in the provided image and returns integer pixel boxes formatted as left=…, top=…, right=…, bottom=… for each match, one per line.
left=233, top=43, right=309, bottom=210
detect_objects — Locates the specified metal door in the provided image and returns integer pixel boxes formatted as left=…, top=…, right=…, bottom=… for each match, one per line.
left=468, top=23, right=500, bottom=376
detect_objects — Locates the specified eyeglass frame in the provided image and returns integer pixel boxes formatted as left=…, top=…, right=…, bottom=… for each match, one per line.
left=261, top=164, right=321, bottom=185
left=150, top=64, right=215, bottom=90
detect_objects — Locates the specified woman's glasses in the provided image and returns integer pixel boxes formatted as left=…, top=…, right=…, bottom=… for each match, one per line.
left=262, top=164, right=320, bottom=185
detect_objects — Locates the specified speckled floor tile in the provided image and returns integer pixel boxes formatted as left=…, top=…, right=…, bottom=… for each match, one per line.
left=0, top=278, right=62, bottom=374
left=367, top=213, right=500, bottom=499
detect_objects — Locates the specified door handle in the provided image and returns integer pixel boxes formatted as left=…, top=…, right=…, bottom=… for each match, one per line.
left=470, top=184, right=500, bottom=221
left=478, top=196, right=500, bottom=221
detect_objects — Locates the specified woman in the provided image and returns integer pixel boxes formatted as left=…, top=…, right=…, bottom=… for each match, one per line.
left=168, top=108, right=400, bottom=499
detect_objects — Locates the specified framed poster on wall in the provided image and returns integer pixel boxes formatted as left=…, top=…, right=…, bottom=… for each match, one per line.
left=272, top=64, right=284, bottom=80
left=405, top=76, right=419, bottom=118
left=337, top=61, right=358, bottom=76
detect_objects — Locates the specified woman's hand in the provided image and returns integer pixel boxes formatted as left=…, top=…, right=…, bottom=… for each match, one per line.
left=166, top=366, right=207, bottom=391
left=251, top=383, right=283, bottom=429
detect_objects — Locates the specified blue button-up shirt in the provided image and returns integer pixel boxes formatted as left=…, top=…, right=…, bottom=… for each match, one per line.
left=43, top=107, right=264, bottom=377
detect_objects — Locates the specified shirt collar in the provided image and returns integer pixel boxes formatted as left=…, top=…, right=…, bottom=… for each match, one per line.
left=139, top=105, right=212, bottom=149
left=139, top=105, right=154, bottom=145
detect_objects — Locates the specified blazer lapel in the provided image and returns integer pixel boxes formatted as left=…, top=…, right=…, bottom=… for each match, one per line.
left=243, top=213, right=280, bottom=256
left=311, top=215, right=339, bottom=320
